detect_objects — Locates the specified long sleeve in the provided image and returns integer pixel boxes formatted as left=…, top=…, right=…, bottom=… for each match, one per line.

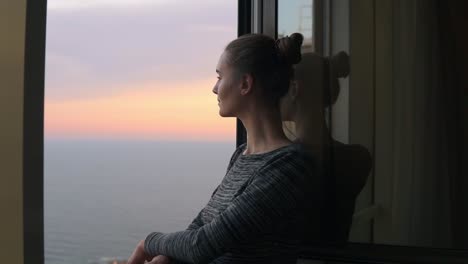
left=186, top=211, right=204, bottom=231
left=185, top=144, right=243, bottom=231
left=186, top=186, right=218, bottom=231
left=144, top=152, right=313, bottom=264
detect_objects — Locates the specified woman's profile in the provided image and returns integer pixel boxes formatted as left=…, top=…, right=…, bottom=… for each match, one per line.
left=127, top=33, right=323, bottom=264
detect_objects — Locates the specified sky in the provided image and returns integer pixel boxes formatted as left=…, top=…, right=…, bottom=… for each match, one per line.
left=44, top=0, right=237, bottom=141
left=278, top=0, right=313, bottom=41
left=44, top=0, right=314, bottom=141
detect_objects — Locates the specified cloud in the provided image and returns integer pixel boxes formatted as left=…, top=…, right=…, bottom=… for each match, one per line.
left=185, top=24, right=234, bottom=33
left=45, top=1, right=237, bottom=100
left=45, top=79, right=234, bottom=141
left=48, top=0, right=171, bottom=10
left=48, top=0, right=230, bottom=10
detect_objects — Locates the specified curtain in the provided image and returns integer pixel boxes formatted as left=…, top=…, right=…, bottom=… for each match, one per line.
left=390, top=0, right=465, bottom=248
left=438, top=0, right=468, bottom=249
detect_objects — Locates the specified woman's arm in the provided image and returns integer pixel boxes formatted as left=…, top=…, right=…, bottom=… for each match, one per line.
left=186, top=186, right=219, bottom=231
left=144, top=152, right=314, bottom=264
left=185, top=144, right=242, bottom=231
left=186, top=211, right=204, bottom=231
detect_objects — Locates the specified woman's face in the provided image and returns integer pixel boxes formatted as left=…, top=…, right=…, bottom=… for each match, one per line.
left=212, top=51, right=244, bottom=117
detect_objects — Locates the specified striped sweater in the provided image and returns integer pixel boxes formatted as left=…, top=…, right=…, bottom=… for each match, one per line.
left=144, top=142, right=322, bottom=264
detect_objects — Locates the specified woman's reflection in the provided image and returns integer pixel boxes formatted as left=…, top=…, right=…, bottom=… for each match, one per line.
left=281, top=51, right=372, bottom=245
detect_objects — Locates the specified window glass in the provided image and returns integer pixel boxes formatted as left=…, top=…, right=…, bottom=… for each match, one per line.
left=44, top=1, right=236, bottom=263
left=279, top=0, right=468, bottom=251
left=279, top=0, right=366, bottom=248
left=278, top=0, right=318, bottom=144
left=278, top=0, right=314, bottom=51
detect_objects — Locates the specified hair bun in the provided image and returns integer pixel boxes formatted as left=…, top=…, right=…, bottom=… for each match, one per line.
left=289, top=33, right=304, bottom=47
left=329, top=51, right=349, bottom=78
left=275, top=32, right=304, bottom=65
left=323, top=51, right=350, bottom=105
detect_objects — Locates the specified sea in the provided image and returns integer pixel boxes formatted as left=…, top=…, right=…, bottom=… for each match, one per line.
left=44, top=139, right=235, bottom=264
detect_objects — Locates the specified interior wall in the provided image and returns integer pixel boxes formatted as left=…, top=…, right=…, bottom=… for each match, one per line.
left=0, top=0, right=27, bottom=262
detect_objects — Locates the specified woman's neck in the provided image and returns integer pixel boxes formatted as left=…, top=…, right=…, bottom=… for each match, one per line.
left=294, top=118, right=332, bottom=164
left=239, top=106, right=291, bottom=155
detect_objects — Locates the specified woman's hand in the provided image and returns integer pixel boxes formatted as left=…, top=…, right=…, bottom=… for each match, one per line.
left=147, top=255, right=171, bottom=264
left=127, top=240, right=152, bottom=264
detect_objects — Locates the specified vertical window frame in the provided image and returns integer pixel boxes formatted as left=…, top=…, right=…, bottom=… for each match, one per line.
left=236, top=0, right=251, bottom=147
left=23, top=0, right=47, bottom=263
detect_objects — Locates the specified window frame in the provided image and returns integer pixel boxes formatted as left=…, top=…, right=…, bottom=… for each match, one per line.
left=237, top=0, right=250, bottom=147
left=23, top=0, right=47, bottom=263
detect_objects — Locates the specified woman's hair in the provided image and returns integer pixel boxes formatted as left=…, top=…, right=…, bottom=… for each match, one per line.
left=326, top=51, right=349, bottom=106
left=295, top=51, right=349, bottom=107
left=224, top=33, right=304, bottom=104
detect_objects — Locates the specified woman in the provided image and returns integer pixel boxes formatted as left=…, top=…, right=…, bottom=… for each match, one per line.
left=128, top=33, right=322, bottom=264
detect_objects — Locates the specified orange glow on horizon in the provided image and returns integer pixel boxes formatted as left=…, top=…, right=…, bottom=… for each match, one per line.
left=45, top=79, right=235, bottom=141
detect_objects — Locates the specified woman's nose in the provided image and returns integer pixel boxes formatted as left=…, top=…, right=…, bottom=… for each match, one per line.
left=212, top=85, right=218, bottom=94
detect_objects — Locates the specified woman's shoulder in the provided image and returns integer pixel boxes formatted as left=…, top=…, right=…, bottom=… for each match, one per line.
left=249, top=142, right=316, bottom=175
left=269, top=142, right=316, bottom=162
left=246, top=143, right=318, bottom=194
left=225, top=143, right=248, bottom=171
left=227, top=142, right=316, bottom=171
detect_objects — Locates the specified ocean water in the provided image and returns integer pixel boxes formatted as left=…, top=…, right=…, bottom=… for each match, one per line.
left=44, top=139, right=235, bottom=264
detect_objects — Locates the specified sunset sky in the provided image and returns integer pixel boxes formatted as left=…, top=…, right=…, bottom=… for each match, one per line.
left=44, top=0, right=309, bottom=141
left=45, top=0, right=237, bottom=141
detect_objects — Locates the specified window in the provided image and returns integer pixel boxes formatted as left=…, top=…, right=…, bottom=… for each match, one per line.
left=44, top=1, right=236, bottom=263
left=275, top=0, right=468, bottom=263
left=18, top=0, right=468, bottom=263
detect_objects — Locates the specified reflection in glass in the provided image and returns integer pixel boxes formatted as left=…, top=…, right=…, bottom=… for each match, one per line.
left=279, top=0, right=371, bottom=247
left=281, top=50, right=371, bottom=246
left=278, top=0, right=314, bottom=51
left=279, top=0, right=468, bottom=251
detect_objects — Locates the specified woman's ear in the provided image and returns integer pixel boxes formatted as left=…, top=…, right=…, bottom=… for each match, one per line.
left=240, top=73, right=254, bottom=96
